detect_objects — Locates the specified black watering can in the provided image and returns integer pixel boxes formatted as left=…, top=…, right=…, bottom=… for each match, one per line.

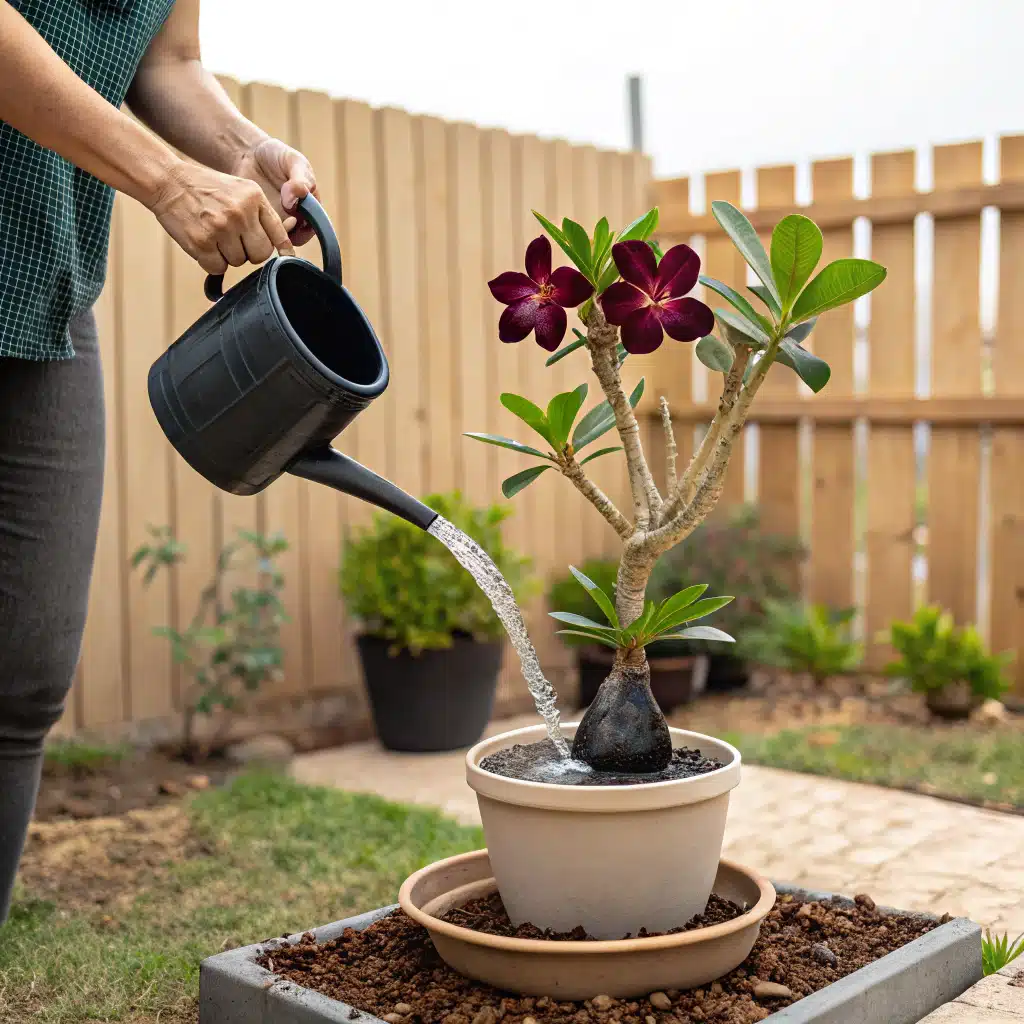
left=148, top=194, right=437, bottom=531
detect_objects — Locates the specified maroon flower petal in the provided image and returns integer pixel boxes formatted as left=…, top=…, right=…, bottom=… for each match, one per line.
left=620, top=307, right=665, bottom=354
left=657, top=297, right=716, bottom=342
left=498, top=298, right=539, bottom=343
left=489, top=271, right=539, bottom=305
left=612, top=240, right=658, bottom=295
left=600, top=281, right=648, bottom=325
left=549, top=266, right=594, bottom=308
left=524, top=236, right=552, bottom=285
left=656, top=244, right=701, bottom=298
left=533, top=303, right=568, bottom=351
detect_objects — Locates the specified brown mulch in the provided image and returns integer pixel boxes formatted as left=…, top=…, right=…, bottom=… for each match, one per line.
left=35, top=748, right=230, bottom=822
left=261, top=893, right=943, bottom=1024
left=442, top=892, right=743, bottom=941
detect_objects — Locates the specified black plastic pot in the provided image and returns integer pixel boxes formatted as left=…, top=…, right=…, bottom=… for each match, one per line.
left=574, top=645, right=705, bottom=713
left=356, top=634, right=502, bottom=752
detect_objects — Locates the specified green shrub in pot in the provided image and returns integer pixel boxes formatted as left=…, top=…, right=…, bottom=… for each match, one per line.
left=648, top=504, right=804, bottom=690
left=881, top=605, right=1011, bottom=719
left=340, top=492, right=534, bottom=751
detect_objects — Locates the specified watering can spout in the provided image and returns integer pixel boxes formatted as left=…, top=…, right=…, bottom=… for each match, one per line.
left=289, top=447, right=438, bottom=531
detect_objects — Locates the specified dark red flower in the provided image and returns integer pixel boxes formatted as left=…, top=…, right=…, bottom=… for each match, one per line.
left=600, top=241, right=715, bottom=354
left=487, top=236, right=594, bottom=351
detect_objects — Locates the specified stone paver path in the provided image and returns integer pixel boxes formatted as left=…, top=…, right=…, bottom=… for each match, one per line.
left=292, top=714, right=1024, bottom=935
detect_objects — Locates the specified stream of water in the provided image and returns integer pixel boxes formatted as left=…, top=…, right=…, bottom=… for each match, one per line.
left=428, top=516, right=570, bottom=758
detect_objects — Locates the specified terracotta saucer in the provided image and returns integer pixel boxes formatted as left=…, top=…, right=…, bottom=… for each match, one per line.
left=398, top=849, right=776, bottom=1000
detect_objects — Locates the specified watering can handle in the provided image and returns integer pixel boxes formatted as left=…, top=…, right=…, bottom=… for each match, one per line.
left=203, top=193, right=344, bottom=302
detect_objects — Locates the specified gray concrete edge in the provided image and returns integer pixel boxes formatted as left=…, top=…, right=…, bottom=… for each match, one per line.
left=199, top=888, right=983, bottom=1024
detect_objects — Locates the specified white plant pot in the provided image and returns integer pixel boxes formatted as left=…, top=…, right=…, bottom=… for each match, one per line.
left=465, top=723, right=742, bottom=940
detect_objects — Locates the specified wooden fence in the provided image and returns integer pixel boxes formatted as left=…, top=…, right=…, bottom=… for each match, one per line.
left=57, top=78, right=650, bottom=738
left=648, top=136, right=1024, bottom=695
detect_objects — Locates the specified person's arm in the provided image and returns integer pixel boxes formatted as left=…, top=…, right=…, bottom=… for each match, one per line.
left=0, top=0, right=292, bottom=274
left=127, top=0, right=318, bottom=247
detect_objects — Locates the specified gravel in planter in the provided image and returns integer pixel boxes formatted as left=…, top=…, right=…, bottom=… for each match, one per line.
left=250, top=892, right=947, bottom=1023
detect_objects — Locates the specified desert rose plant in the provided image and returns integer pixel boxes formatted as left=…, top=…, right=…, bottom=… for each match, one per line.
left=468, top=202, right=886, bottom=772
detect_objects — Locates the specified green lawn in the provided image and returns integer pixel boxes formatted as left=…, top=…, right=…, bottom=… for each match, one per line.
left=0, top=773, right=482, bottom=1024
left=723, top=723, right=1024, bottom=810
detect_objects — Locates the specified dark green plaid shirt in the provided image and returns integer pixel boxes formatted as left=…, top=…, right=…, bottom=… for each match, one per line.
left=0, top=0, right=174, bottom=360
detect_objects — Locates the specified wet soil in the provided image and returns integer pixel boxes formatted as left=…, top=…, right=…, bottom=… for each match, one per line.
left=441, top=892, right=743, bottom=941
left=479, top=739, right=723, bottom=786
left=262, top=892, right=942, bottom=1023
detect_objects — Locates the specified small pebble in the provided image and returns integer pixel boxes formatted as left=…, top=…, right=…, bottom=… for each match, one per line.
left=645, top=1016, right=657, bottom=1024
left=394, top=1005, right=413, bottom=1016
left=648, top=992, right=672, bottom=1011
left=472, top=1009, right=496, bottom=1024
left=710, top=982, right=724, bottom=995
left=523, top=1018, right=538, bottom=1024
left=591, top=995, right=614, bottom=1011
left=811, top=943, right=839, bottom=967
left=854, top=893, right=876, bottom=911
left=753, top=982, right=794, bottom=1000
left=666, top=990, right=680, bottom=999
left=382, top=1015, right=404, bottom=1023
left=796, top=904, right=812, bottom=919
left=536, top=998, right=551, bottom=1009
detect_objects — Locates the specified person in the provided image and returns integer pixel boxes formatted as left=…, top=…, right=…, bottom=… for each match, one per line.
left=0, top=0, right=321, bottom=924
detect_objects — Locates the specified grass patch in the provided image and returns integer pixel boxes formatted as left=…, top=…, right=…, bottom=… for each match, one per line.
left=0, top=772, right=482, bottom=1023
left=43, top=738, right=130, bottom=773
left=723, top=723, right=1024, bottom=809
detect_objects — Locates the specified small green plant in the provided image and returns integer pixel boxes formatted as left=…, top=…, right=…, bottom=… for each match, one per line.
left=649, top=504, right=804, bottom=655
left=983, top=930, right=1024, bottom=975
left=43, top=738, right=129, bottom=774
left=340, top=492, right=533, bottom=655
left=550, top=565, right=734, bottom=651
left=133, top=525, right=288, bottom=756
left=738, top=600, right=862, bottom=685
left=882, top=605, right=1011, bottom=703
left=549, top=559, right=621, bottom=648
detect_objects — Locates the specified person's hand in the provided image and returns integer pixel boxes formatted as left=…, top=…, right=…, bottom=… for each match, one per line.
left=232, top=137, right=319, bottom=247
left=148, top=160, right=295, bottom=275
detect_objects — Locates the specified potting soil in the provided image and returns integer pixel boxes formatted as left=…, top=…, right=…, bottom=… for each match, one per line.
left=260, top=893, right=941, bottom=1023
left=478, top=738, right=723, bottom=785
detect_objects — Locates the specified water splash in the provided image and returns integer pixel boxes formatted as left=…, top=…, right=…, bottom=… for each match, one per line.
left=428, top=516, right=570, bottom=758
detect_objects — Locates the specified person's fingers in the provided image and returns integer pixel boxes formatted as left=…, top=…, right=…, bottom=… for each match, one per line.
left=217, top=234, right=248, bottom=268
left=196, top=246, right=228, bottom=276
left=280, top=151, right=317, bottom=213
left=240, top=219, right=276, bottom=265
left=258, top=195, right=295, bottom=257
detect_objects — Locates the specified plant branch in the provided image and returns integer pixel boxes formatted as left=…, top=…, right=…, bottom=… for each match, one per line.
left=584, top=306, right=662, bottom=529
left=557, top=453, right=633, bottom=539
left=659, top=397, right=678, bottom=495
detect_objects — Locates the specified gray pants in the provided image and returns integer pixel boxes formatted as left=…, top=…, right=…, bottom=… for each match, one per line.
left=0, top=311, right=104, bottom=924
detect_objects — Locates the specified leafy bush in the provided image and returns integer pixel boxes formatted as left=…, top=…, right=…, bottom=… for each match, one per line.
left=339, top=492, right=533, bottom=655
left=133, top=526, right=288, bottom=755
left=983, top=930, right=1024, bottom=975
left=738, top=600, right=862, bottom=684
left=648, top=505, right=804, bottom=655
left=550, top=566, right=734, bottom=652
left=882, top=605, right=1011, bottom=702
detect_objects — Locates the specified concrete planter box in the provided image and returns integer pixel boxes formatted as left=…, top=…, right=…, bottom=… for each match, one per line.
left=199, top=885, right=982, bottom=1024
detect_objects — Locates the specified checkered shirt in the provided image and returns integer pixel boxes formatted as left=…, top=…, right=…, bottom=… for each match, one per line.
left=0, top=0, right=174, bottom=360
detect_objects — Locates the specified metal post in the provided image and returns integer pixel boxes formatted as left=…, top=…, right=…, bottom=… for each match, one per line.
left=627, top=74, right=644, bottom=153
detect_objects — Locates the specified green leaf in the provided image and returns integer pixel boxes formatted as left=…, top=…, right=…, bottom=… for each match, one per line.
left=770, top=214, right=823, bottom=311
left=579, top=445, right=622, bottom=466
left=500, top=392, right=556, bottom=447
left=656, top=595, right=735, bottom=633
left=748, top=284, right=782, bottom=319
left=533, top=210, right=592, bottom=280
left=616, top=208, right=659, bottom=242
left=562, top=217, right=592, bottom=271
left=596, top=261, right=620, bottom=294
left=568, top=564, right=619, bottom=628
left=545, top=332, right=588, bottom=366
left=592, top=217, right=612, bottom=267
left=791, top=258, right=887, bottom=323
left=648, top=239, right=665, bottom=261
left=546, top=384, right=589, bottom=446
left=651, top=584, right=709, bottom=632
left=716, top=309, right=771, bottom=348
left=463, top=433, right=549, bottom=459
left=776, top=338, right=832, bottom=393
left=785, top=317, right=817, bottom=344
left=556, top=629, right=620, bottom=650
left=572, top=377, right=645, bottom=449
left=658, top=625, right=736, bottom=643
left=625, top=600, right=659, bottom=641
left=501, top=465, right=551, bottom=498
left=711, top=201, right=781, bottom=305
left=695, top=334, right=734, bottom=373
left=700, top=275, right=772, bottom=329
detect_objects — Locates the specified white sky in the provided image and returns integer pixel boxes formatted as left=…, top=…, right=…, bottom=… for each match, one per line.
left=200, top=0, right=1021, bottom=184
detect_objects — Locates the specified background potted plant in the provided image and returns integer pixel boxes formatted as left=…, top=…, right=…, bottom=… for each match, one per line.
left=340, top=491, right=533, bottom=752
left=649, top=504, right=804, bottom=692
left=882, top=604, right=1012, bottom=719
left=549, top=559, right=708, bottom=712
